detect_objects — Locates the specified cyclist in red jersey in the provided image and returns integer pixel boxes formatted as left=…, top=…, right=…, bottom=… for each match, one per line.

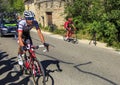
left=64, top=16, right=76, bottom=40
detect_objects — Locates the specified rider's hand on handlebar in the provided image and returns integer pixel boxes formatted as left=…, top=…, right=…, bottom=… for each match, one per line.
left=43, top=43, right=49, bottom=51
left=21, top=46, right=27, bottom=51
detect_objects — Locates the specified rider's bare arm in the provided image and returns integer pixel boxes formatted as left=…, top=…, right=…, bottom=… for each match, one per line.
left=72, top=24, right=76, bottom=30
left=36, top=28, right=45, bottom=44
left=18, top=31, right=24, bottom=47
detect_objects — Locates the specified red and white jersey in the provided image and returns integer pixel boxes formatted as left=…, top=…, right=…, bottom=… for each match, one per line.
left=18, top=19, right=39, bottom=32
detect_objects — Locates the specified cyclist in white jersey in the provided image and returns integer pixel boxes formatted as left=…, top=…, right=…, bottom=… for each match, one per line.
left=17, top=11, right=48, bottom=65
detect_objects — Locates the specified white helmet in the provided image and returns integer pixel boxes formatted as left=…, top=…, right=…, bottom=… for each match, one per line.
left=24, top=11, right=35, bottom=20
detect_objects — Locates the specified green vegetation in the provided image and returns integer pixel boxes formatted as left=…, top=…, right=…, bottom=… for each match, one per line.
left=0, top=0, right=24, bottom=13
left=41, top=0, right=120, bottom=49
left=64, top=0, right=120, bottom=49
left=9, top=0, right=25, bottom=13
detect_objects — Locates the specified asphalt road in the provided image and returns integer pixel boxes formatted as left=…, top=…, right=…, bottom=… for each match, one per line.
left=0, top=30, right=120, bottom=85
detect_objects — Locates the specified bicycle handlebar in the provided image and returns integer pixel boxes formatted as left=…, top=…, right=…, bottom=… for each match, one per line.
left=21, top=44, right=49, bottom=57
left=30, top=44, right=49, bottom=52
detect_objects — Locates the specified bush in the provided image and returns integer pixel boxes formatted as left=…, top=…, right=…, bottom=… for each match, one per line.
left=39, top=21, right=120, bottom=49
left=73, top=16, right=84, bottom=30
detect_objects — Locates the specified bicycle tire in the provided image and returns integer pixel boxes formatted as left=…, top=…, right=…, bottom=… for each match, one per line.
left=72, top=38, right=78, bottom=44
left=31, top=58, right=46, bottom=85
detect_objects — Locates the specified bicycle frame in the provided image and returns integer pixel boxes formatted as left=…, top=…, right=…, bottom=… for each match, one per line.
left=19, top=39, right=48, bottom=85
left=23, top=42, right=39, bottom=74
left=29, top=46, right=40, bottom=76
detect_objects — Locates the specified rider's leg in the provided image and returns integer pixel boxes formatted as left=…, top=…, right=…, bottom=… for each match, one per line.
left=17, top=46, right=23, bottom=65
left=68, top=30, right=73, bottom=39
left=17, top=39, right=24, bottom=65
left=69, top=28, right=72, bottom=37
left=71, top=31, right=75, bottom=38
left=64, top=30, right=69, bottom=40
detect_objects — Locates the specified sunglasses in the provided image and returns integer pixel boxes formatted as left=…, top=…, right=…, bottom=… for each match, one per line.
left=25, top=17, right=34, bottom=20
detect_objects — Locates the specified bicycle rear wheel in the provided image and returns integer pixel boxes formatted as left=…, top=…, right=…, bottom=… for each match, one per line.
left=31, top=58, right=46, bottom=85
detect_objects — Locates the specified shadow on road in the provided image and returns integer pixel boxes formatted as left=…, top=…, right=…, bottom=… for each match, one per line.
left=36, top=52, right=74, bottom=65
left=40, top=60, right=62, bottom=85
left=0, top=51, right=64, bottom=85
left=0, top=51, right=31, bottom=85
left=35, top=52, right=75, bottom=85
left=35, top=51, right=118, bottom=85
left=74, top=61, right=117, bottom=85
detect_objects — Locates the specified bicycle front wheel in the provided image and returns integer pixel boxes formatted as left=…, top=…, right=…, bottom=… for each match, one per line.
left=31, top=58, right=46, bottom=85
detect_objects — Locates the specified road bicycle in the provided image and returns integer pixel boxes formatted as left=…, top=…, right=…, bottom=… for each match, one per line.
left=63, top=29, right=78, bottom=44
left=19, top=39, right=49, bottom=85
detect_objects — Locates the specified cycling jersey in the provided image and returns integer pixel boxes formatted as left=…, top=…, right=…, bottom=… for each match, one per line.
left=18, top=19, right=39, bottom=32
left=64, top=21, right=73, bottom=29
left=64, top=21, right=74, bottom=31
left=18, top=19, right=40, bottom=44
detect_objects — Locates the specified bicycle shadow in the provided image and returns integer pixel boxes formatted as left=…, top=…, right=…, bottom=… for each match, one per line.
left=0, top=51, right=8, bottom=60
left=35, top=52, right=77, bottom=85
left=39, top=60, right=62, bottom=85
left=0, top=51, right=32, bottom=85
left=74, top=61, right=117, bottom=85
left=36, top=52, right=74, bottom=65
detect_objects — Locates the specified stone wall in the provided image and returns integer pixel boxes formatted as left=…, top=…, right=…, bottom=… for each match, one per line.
left=24, top=0, right=66, bottom=29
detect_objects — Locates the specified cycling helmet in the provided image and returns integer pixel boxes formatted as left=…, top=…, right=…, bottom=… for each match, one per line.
left=24, top=10, right=35, bottom=20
